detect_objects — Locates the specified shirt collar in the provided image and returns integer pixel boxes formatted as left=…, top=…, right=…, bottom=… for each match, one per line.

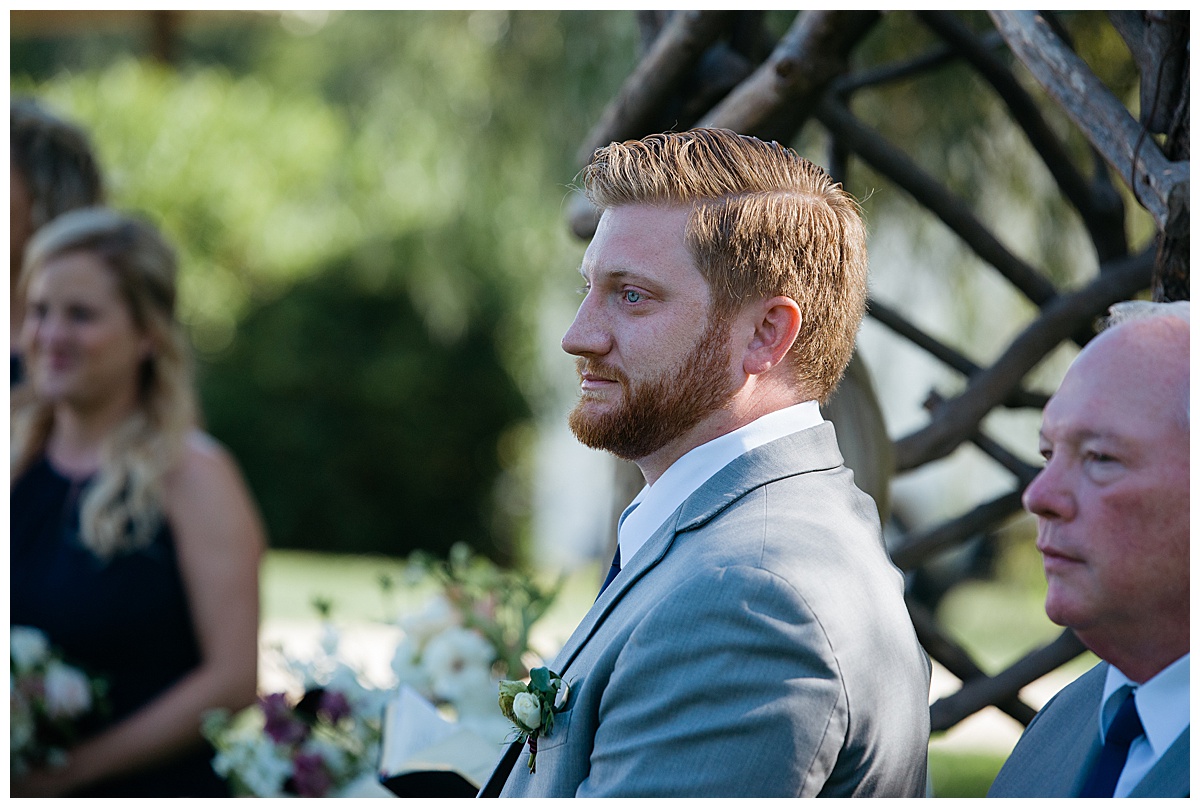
left=1101, top=653, right=1190, bottom=755
left=617, top=401, right=824, bottom=566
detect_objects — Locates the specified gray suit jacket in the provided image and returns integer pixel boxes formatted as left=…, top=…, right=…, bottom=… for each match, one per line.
left=988, top=661, right=1190, bottom=797
left=481, top=423, right=931, bottom=797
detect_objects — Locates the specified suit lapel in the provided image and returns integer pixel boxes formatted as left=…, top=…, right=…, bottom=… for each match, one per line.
left=552, top=513, right=679, bottom=675
left=1130, top=727, right=1190, bottom=797
left=478, top=740, right=522, bottom=797
left=551, top=423, right=845, bottom=678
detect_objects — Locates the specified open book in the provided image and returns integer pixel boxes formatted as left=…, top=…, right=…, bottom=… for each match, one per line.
left=377, top=685, right=510, bottom=797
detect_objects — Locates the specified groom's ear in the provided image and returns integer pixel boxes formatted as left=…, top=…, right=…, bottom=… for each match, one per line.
left=741, top=296, right=802, bottom=377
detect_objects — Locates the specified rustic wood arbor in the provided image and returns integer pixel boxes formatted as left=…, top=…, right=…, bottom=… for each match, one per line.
left=566, top=10, right=1189, bottom=734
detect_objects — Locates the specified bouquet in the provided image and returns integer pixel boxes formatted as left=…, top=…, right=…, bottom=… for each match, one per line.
left=205, top=543, right=560, bottom=797
left=204, top=613, right=391, bottom=797
left=388, top=544, right=560, bottom=741
left=11, top=626, right=107, bottom=777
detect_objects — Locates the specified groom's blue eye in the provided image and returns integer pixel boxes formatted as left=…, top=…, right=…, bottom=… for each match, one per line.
left=622, top=290, right=643, bottom=304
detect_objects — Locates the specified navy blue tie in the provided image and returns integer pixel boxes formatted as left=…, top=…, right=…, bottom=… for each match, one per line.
left=1079, top=688, right=1144, bottom=797
left=597, top=545, right=621, bottom=599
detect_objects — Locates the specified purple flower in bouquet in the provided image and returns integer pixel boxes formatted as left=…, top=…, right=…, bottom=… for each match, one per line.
left=290, top=751, right=334, bottom=797
left=261, top=693, right=309, bottom=745
left=318, top=689, right=352, bottom=724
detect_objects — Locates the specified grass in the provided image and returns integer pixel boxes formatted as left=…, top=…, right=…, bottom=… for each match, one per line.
left=928, top=748, right=1006, bottom=797
left=261, top=550, right=422, bottom=624
left=261, top=548, right=598, bottom=651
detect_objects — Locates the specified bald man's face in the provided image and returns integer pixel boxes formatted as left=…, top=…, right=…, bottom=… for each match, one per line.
left=1023, top=318, right=1189, bottom=672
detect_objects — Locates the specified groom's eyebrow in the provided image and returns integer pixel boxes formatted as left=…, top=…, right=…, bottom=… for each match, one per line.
left=584, top=267, right=660, bottom=289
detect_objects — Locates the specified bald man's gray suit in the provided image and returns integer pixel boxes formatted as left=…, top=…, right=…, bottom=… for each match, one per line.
left=988, top=663, right=1189, bottom=797
left=480, top=423, right=931, bottom=797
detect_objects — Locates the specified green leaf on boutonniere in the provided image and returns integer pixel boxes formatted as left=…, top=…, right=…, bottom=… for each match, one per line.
left=497, top=666, right=572, bottom=773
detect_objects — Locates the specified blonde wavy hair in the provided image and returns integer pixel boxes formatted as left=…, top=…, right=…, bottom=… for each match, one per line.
left=12, top=208, right=198, bottom=559
left=581, top=128, right=869, bottom=403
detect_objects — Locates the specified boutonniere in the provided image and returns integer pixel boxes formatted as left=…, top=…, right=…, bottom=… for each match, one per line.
left=497, top=666, right=571, bottom=773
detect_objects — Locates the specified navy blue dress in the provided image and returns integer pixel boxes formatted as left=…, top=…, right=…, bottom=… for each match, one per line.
left=10, top=456, right=229, bottom=796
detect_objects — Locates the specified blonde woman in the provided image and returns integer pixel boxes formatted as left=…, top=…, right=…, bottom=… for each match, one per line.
left=11, top=208, right=263, bottom=796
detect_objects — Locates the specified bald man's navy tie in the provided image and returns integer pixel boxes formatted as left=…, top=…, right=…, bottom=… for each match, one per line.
left=1079, top=688, right=1144, bottom=797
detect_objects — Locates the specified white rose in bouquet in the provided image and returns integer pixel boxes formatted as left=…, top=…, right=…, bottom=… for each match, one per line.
left=390, top=636, right=431, bottom=694
left=10, top=626, right=50, bottom=673
left=422, top=626, right=495, bottom=704
left=399, top=595, right=459, bottom=646
left=42, top=661, right=93, bottom=719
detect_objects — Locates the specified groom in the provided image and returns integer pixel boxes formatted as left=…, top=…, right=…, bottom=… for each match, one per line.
left=481, top=128, right=930, bottom=797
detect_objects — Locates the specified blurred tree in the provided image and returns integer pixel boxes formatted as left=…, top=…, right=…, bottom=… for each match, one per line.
left=11, top=11, right=640, bottom=562
left=199, top=240, right=530, bottom=562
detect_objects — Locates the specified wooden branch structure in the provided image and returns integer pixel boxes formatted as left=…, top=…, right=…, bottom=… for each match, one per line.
left=893, top=249, right=1153, bottom=471
left=916, top=11, right=1128, bottom=261
left=571, top=10, right=1186, bottom=737
left=815, top=95, right=1060, bottom=308
left=700, top=10, right=879, bottom=136
left=577, top=11, right=733, bottom=167
left=990, top=11, right=1187, bottom=231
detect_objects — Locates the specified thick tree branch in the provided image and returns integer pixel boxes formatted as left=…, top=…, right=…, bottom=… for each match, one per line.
left=701, top=10, right=880, bottom=137
left=893, top=249, right=1154, bottom=471
left=921, top=390, right=1043, bottom=485
left=576, top=10, right=735, bottom=168
left=906, top=597, right=1038, bottom=726
left=930, top=630, right=1088, bottom=731
left=917, top=11, right=1127, bottom=261
left=990, top=11, right=1187, bottom=230
left=868, top=298, right=1048, bottom=410
left=891, top=489, right=1024, bottom=571
left=1108, top=11, right=1190, bottom=136
left=816, top=95, right=1059, bottom=307
left=831, top=31, right=1004, bottom=96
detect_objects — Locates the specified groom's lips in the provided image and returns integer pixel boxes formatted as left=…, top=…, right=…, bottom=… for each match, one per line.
left=580, top=372, right=618, bottom=391
left=576, top=358, right=623, bottom=388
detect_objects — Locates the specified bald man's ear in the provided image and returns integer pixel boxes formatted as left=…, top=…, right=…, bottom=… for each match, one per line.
left=742, top=296, right=802, bottom=376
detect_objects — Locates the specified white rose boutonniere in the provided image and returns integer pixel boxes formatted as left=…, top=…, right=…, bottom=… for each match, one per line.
left=497, top=667, right=571, bottom=773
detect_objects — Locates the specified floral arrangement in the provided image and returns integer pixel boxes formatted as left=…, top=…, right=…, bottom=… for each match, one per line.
left=204, top=543, right=559, bottom=797
left=202, top=607, right=390, bottom=798
left=388, top=543, right=560, bottom=740
left=10, top=626, right=107, bottom=777
left=498, top=667, right=571, bottom=773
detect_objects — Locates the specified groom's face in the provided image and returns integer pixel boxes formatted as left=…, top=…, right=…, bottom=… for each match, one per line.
left=563, top=204, right=739, bottom=462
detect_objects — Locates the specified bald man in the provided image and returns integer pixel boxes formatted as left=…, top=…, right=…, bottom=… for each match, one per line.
left=989, top=300, right=1189, bottom=798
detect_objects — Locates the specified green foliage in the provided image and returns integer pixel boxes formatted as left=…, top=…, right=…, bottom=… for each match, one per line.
left=407, top=543, right=562, bottom=677
left=15, top=60, right=361, bottom=354
left=198, top=246, right=531, bottom=561
left=12, top=12, right=639, bottom=561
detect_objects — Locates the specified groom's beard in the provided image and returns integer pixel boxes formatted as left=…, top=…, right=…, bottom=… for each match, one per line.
left=568, top=315, right=738, bottom=462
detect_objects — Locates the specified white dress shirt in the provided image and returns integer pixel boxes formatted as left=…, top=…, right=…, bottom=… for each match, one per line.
left=1101, top=653, right=1190, bottom=797
left=616, top=400, right=825, bottom=567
